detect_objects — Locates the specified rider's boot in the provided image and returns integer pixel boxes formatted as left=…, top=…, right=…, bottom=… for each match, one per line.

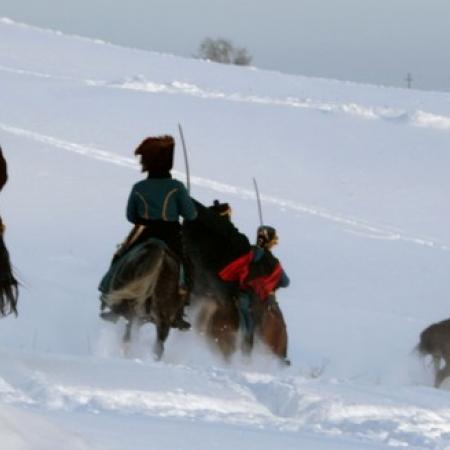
left=171, top=261, right=191, bottom=330
left=172, top=284, right=191, bottom=331
left=237, top=292, right=255, bottom=354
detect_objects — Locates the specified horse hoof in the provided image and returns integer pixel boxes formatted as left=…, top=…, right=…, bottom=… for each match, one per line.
left=153, top=343, right=164, bottom=361
left=122, top=342, right=131, bottom=358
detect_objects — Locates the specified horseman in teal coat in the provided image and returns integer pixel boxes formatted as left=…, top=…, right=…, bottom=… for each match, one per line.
left=126, top=136, right=197, bottom=246
left=100, top=135, right=197, bottom=329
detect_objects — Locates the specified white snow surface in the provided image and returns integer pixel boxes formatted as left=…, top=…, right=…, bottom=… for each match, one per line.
left=1, top=17, right=450, bottom=450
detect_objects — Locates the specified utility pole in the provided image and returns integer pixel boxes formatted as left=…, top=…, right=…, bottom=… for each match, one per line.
left=405, top=72, right=413, bottom=89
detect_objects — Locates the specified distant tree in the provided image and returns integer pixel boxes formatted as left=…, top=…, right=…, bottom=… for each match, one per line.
left=198, top=38, right=233, bottom=64
left=232, top=47, right=252, bottom=66
left=197, top=38, right=252, bottom=66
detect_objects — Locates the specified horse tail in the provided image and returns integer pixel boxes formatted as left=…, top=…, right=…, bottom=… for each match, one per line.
left=103, top=243, right=166, bottom=315
left=0, top=233, right=18, bottom=317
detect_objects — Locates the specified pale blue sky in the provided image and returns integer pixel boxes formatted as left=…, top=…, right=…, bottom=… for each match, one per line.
left=1, top=0, right=449, bottom=90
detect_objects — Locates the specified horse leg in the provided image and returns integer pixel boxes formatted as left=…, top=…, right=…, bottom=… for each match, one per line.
left=122, top=318, right=135, bottom=357
left=435, top=364, right=450, bottom=388
left=241, top=333, right=254, bottom=356
left=258, top=306, right=289, bottom=364
left=216, top=325, right=237, bottom=360
left=432, top=353, right=441, bottom=379
left=435, top=353, right=450, bottom=388
left=153, top=322, right=170, bottom=361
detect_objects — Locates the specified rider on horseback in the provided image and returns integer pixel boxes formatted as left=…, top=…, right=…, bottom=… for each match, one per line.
left=102, top=135, right=197, bottom=329
left=219, top=224, right=289, bottom=351
left=128, top=135, right=197, bottom=328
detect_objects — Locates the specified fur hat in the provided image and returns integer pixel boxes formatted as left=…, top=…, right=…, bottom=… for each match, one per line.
left=256, top=225, right=278, bottom=248
left=209, top=200, right=232, bottom=218
left=134, top=135, right=174, bottom=175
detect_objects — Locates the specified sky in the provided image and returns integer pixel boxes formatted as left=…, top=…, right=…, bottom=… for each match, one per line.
left=1, top=0, right=450, bottom=91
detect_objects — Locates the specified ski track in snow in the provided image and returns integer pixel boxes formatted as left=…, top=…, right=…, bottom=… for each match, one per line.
left=0, top=64, right=76, bottom=82
left=1, top=121, right=449, bottom=253
left=2, top=362, right=450, bottom=449
left=2, top=63, right=450, bottom=132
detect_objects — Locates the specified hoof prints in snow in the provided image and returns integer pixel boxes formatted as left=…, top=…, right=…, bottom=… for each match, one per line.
left=2, top=363, right=450, bottom=448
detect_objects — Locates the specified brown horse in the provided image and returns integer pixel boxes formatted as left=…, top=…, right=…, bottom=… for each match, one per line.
left=417, top=318, right=450, bottom=388
left=194, top=287, right=289, bottom=363
left=99, top=238, right=183, bottom=359
left=184, top=200, right=289, bottom=364
left=195, top=288, right=239, bottom=358
left=254, top=297, right=289, bottom=361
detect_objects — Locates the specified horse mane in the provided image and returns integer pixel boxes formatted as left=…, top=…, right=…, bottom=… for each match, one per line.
left=184, top=199, right=251, bottom=272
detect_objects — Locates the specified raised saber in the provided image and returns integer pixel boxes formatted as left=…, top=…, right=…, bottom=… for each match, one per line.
left=253, top=177, right=264, bottom=226
left=178, top=123, right=191, bottom=194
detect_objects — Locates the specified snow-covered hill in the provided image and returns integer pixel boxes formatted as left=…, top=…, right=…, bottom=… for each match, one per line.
left=1, top=17, right=450, bottom=450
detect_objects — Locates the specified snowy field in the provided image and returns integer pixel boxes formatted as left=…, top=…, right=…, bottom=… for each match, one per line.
left=1, top=17, right=450, bottom=449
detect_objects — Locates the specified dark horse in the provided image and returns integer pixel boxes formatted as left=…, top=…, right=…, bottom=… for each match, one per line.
left=0, top=148, right=18, bottom=317
left=184, top=200, right=289, bottom=363
left=99, top=230, right=183, bottom=359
